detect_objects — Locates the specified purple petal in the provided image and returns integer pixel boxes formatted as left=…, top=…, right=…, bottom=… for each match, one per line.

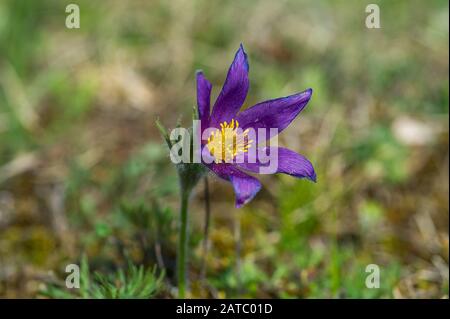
left=207, top=163, right=261, bottom=208
left=196, top=71, right=212, bottom=128
left=235, top=88, right=312, bottom=144
left=209, top=44, right=249, bottom=128
left=237, top=146, right=316, bottom=182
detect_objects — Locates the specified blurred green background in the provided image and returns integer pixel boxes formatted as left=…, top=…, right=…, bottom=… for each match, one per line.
left=0, top=0, right=448, bottom=298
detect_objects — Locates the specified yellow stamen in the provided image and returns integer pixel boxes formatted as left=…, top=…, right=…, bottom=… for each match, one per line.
left=206, top=119, right=253, bottom=163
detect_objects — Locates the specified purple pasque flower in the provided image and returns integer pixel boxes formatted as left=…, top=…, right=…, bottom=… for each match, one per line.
left=196, top=44, right=316, bottom=208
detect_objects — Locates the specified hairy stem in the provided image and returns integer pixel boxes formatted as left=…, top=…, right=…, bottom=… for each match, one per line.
left=177, top=188, right=190, bottom=298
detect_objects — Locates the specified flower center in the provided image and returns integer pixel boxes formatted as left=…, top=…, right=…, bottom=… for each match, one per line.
left=206, top=119, right=253, bottom=163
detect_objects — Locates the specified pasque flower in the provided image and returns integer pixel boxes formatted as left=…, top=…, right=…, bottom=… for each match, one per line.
left=197, top=44, right=316, bottom=207
left=156, top=44, right=317, bottom=298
